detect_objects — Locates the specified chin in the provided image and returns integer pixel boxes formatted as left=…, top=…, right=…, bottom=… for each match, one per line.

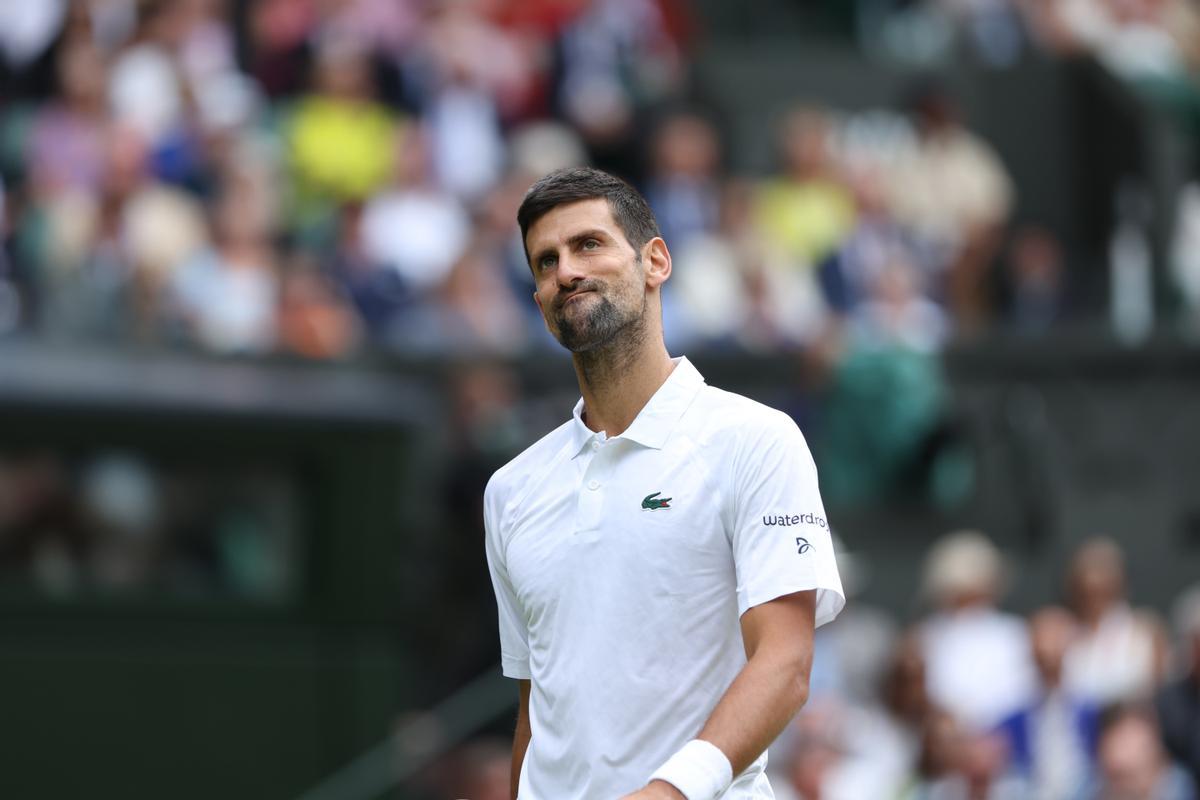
left=556, top=329, right=601, bottom=353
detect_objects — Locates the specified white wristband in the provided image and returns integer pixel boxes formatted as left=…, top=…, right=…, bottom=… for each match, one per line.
left=648, top=739, right=733, bottom=800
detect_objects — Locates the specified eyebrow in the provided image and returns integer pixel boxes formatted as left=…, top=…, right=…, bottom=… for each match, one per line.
left=530, top=229, right=611, bottom=267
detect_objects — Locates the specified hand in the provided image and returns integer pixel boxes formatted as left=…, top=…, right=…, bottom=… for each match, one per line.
left=618, top=779, right=687, bottom=799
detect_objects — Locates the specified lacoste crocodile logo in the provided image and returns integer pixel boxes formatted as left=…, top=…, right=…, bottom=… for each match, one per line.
left=641, top=491, right=672, bottom=511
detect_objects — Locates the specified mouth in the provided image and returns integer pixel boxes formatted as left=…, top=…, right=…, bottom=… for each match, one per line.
left=560, top=290, right=595, bottom=308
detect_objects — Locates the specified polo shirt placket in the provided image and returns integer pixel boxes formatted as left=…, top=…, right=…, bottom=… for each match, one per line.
left=575, top=434, right=612, bottom=534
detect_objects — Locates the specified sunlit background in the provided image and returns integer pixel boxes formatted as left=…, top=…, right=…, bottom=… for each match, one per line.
left=1, top=0, right=1199, bottom=798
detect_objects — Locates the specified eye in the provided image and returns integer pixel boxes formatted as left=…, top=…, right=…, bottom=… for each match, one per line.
left=582, top=238, right=600, bottom=250
left=538, top=253, right=558, bottom=271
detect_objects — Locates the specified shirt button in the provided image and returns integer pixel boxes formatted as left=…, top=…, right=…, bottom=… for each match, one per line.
left=587, top=480, right=600, bottom=490
left=591, top=441, right=600, bottom=451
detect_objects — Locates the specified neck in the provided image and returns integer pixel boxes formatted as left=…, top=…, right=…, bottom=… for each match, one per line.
left=572, top=323, right=674, bottom=437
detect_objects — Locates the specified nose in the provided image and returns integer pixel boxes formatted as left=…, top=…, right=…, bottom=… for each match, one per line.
left=555, top=251, right=587, bottom=287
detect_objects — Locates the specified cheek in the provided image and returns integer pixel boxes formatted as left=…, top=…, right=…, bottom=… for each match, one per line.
left=534, top=288, right=559, bottom=325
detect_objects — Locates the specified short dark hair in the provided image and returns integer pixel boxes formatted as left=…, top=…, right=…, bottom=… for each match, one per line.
left=516, top=167, right=660, bottom=265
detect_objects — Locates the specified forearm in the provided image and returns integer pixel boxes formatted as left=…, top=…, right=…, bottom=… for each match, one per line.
left=625, top=592, right=816, bottom=800
left=695, top=639, right=811, bottom=776
left=511, top=679, right=532, bottom=800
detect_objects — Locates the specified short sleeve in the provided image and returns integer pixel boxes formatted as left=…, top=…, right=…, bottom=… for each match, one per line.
left=484, top=475, right=532, bottom=679
left=729, top=412, right=845, bottom=628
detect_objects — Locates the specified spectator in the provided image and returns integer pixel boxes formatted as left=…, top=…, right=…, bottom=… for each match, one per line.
left=918, top=530, right=1036, bottom=731
left=809, top=534, right=899, bottom=705
left=754, top=107, right=857, bottom=271
left=997, top=606, right=1100, bottom=800
left=884, top=632, right=938, bottom=763
left=108, top=0, right=197, bottom=150
left=1172, top=184, right=1200, bottom=337
left=507, top=120, right=589, bottom=180
left=899, top=710, right=1027, bottom=800
left=357, top=129, right=473, bottom=349
left=774, top=630, right=935, bottom=800
left=79, top=453, right=162, bottom=590
left=643, top=110, right=725, bottom=349
left=173, top=0, right=259, bottom=137
left=847, top=252, right=949, bottom=354
left=768, top=538, right=905, bottom=800
left=318, top=0, right=425, bottom=62
left=668, top=179, right=759, bottom=348
left=287, top=31, right=399, bottom=208
left=1063, top=537, right=1169, bottom=706
left=325, top=199, right=410, bottom=337
left=644, top=111, right=723, bottom=247
left=811, top=337, right=952, bottom=507
left=437, top=231, right=532, bottom=354
left=0, top=0, right=69, bottom=100
left=414, top=0, right=541, bottom=124
left=165, top=180, right=278, bottom=353
left=1157, top=585, right=1200, bottom=788
left=999, top=225, right=1068, bottom=335
left=554, top=0, right=684, bottom=174
left=1085, top=705, right=1197, bottom=800
left=412, top=0, right=533, bottom=200
left=935, top=0, right=1028, bottom=67
left=1023, top=0, right=1191, bottom=79
left=820, top=163, right=940, bottom=319
left=0, top=450, right=79, bottom=591
left=275, top=250, right=362, bottom=359
left=779, top=701, right=852, bottom=800
left=26, top=40, right=110, bottom=198
left=438, top=171, right=548, bottom=352
left=888, top=82, right=1013, bottom=333
left=245, top=0, right=319, bottom=99
left=24, top=122, right=209, bottom=341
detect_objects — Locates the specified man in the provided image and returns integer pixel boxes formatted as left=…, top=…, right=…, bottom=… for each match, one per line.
left=996, top=607, right=1099, bottom=800
left=1088, top=705, right=1197, bottom=800
left=1157, top=585, right=1200, bottom=789
left=484, top=167, right=845, bottom=800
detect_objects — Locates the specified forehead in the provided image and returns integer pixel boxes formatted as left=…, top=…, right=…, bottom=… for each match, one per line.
left=525, top=198, right=622, bottom=250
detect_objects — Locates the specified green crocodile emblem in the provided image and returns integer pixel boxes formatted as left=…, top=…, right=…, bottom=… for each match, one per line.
left=641, top=491, right=672, bottom=511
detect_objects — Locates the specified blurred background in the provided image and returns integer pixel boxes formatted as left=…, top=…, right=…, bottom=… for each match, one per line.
left=0, top=0, right=1199, bottom=798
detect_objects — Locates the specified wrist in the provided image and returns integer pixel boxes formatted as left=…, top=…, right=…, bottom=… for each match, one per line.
left=648, top=779, right=687, bottom=799
left=648, top=739, right=733, bottom=800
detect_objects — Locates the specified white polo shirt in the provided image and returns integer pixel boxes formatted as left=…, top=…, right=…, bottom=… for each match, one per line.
left=484, top=357, right=844, bottom=800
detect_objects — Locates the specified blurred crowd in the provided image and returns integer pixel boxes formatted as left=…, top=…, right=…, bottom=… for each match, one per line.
left=0, top=0, right=1090, bottom=364
left=426, top=533, right=1200, bottom=800
left=769, top=532, right=1200, bottom=800
left=0, top=447, right=298, bottom=599
left=864, top=0, right=1200, bottom=78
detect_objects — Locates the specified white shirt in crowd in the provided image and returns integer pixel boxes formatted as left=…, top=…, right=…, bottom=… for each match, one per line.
left=1064, top=603, right=1158, bottom=705
left=920, top=605, right=1036, bottom=731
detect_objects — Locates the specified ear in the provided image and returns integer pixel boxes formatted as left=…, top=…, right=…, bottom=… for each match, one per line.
left=643, top=237, right=671, bottom=290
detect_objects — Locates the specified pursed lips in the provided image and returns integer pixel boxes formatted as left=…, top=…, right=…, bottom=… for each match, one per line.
left=558, top=289, right=595, bottom=308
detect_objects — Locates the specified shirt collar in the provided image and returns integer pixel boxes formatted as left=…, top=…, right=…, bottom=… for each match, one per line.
left=568, top=356, right=705, bottom=458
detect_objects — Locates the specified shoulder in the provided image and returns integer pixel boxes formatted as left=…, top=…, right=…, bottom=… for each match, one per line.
left=485, top=418, right=576, bottom=521
left=683, top=384, right=817, bottom=494
left=687, top=383, right=807, bottom=449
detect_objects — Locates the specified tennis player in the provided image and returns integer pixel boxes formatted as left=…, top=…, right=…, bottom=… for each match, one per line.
left=484, top=167, right=845, bottom=800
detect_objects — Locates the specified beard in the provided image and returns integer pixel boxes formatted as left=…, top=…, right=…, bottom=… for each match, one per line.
left=551, top=282, right=645, bottom=353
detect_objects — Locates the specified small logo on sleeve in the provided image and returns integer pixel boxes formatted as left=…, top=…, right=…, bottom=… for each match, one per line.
left=762, top=512, right=827, bottom=528
left=641, top=491, right=672, bottom=511
left=796, top=537, right=813, bottom=554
